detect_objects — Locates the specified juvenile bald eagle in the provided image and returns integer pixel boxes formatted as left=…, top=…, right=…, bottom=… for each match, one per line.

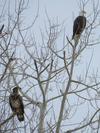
left=9, top=87, right=24, bottom=122
left=72, top=11, right=86, bottom=42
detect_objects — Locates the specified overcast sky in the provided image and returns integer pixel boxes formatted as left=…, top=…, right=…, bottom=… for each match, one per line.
left=25, top=0, right=100, bottom=75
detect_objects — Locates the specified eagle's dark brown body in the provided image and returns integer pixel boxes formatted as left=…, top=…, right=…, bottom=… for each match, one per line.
left=72, top=15, right=86, bottom=39
left=9, top=87, right=24, bottom=122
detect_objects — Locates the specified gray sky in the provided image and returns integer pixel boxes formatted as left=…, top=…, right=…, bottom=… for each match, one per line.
left=28, top=0, right=100, bottom=74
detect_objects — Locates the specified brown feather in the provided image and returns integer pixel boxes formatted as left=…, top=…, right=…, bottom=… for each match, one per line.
left=9, top=88, right=24, bottom=122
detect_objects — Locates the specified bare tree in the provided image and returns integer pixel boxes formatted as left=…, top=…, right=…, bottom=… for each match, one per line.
left=0, top=0, right=100, bottom=133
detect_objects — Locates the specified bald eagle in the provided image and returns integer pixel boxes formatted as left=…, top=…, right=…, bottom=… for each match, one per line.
left=72, top=11, right=86, bottom=42
left=9, top=87, right=24, bottom=122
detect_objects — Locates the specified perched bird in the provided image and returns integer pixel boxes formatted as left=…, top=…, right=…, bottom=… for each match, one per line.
left=9, top=87, right=24, bottom=122
left=0, top=24, right=4, bottom=34
left=72, top=11, right=86, bottom=43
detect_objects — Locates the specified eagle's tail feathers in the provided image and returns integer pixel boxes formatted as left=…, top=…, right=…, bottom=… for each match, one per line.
left=17, top=114, right=24, bottom=121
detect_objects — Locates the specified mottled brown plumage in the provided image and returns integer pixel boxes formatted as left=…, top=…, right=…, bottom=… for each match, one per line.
left=9, top=87, right=24, bottom=122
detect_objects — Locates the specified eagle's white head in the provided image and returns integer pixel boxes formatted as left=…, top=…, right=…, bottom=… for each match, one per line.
left=79, top=10, right=86, bottom=16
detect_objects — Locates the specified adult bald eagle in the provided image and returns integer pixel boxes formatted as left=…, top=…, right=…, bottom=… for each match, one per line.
left=9, top=87, right=24, bottom=122
left=72, top=11, right=86, bottom=42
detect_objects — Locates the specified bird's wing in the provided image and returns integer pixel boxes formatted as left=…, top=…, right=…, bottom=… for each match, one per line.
left=9, top=94, right=15, bottom=112
left=72, top=17, right=80, bottom=38
left=73, top=17, right=81, bottom=33
left=17, top=95, right=24, bottom=113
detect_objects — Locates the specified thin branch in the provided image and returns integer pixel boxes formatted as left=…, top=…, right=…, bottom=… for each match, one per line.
left=0, top=113, right=15, bottom=128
